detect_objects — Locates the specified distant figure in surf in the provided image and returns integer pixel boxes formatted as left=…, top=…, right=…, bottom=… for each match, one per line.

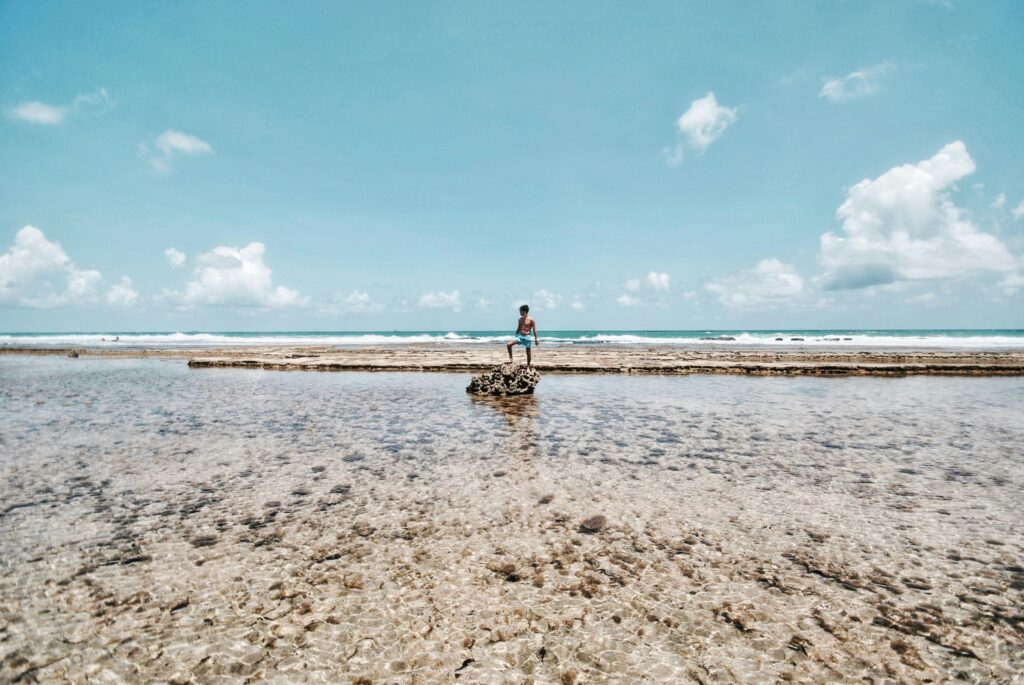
left=507, top=304, right=539, bottom=367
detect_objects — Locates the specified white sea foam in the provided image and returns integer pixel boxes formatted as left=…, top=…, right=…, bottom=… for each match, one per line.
left=575, top=333, right=1024, bottom=348
left=1, top=331, right=1022, bottom=349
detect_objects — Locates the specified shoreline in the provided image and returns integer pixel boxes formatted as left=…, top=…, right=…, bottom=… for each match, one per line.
left=3, top=344, right=1024, bottom=376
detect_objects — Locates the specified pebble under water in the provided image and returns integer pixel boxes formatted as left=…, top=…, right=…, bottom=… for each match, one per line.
left=1, top=357, right=1022, bottom=683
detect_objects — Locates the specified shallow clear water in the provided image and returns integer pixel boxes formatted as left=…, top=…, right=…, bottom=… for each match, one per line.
left=1, top=357, right=1022, bottom=683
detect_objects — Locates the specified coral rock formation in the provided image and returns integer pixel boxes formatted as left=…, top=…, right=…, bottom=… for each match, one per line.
left=466, top=363, right=540, bottom=396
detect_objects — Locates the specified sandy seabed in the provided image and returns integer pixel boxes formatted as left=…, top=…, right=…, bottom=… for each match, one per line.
left=1, top=357, right=1022, bottom=684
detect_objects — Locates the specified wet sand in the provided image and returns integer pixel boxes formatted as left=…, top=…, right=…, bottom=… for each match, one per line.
left=3, top=344, right=1024, bottom=376
left=1, top=357, right=1022, bottom=683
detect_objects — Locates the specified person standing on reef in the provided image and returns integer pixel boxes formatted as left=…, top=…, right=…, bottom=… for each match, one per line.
left=507, top=304, right=539, bottom=367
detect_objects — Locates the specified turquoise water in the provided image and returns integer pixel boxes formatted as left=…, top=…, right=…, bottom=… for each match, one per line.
left=2, top=329, right=1024, bottom=348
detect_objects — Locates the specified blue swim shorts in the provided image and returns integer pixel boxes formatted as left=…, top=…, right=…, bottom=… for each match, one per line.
left=515, top=333, right=533, bottom=348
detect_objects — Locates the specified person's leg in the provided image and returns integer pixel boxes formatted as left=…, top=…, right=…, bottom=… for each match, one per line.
left=507, top=340, right=515, bottom=361
left=526, top=346, right=532, bottom=367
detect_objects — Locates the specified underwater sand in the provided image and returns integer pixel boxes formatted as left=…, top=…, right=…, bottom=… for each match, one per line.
left=1, top=357, right=1022, bottom=683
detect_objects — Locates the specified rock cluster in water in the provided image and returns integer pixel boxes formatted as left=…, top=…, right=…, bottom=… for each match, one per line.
left=466, top=363, right=540, bottom=396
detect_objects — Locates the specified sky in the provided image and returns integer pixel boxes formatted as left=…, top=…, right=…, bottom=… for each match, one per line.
left=1, top=0, right=1022, bottom=332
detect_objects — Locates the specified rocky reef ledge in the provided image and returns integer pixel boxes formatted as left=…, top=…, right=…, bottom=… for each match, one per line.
left=3, top=345, right=1024, bottom=376
left=467, top=363, right=540, bottom=396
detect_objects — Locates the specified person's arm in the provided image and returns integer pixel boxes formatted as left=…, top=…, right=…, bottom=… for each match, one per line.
left=532, top=320, right=539, bottom=344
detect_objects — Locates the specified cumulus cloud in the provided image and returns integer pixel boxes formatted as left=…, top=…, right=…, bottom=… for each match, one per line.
left=616, top=271, right=671, bottom=305
left=9, top=88, right=112, bottom=125
left=820, top=64, right=893, bottom=103
left=646, top=271, right=670, bottom=291
left=330, top=290, right=381, bottom=313
left=141, top=129, right=213, bottom=174
left=476, top=297, right=492, bottom=310
left=706, top=258, right=804, bottom=308
left=163, top=242, right=305, bottom=307
left=817, top=141, right=1017, bottom=290
left=164, top=248, right=186, bottom=268
left=665, top=92, right=737, bottom=165
left=991, top=193, right=1007, bottom=210
left=1013, top=200, right=1024, bottom=220
left=530, top=289, right=561, bottom=310
left=570, top=300, right=585, bottom=311
left=106, top=276, right=139, bottom=308
left=0, top=226, right=104, bottom=307
left=418, top=290, right=462, bottom=311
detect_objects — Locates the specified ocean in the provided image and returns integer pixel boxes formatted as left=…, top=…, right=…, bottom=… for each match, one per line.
left=3, top=328, right=1024, bottom=349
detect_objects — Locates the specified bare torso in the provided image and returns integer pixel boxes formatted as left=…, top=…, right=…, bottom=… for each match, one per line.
left=517, top=316, right=534, bottom=335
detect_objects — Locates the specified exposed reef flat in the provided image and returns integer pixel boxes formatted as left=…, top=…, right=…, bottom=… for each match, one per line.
left=3, top=344, right=1023, bottom=376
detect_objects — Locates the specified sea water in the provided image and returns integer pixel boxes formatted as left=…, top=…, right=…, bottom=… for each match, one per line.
left=2, top=329, right=1024, bottom=349
left=1, top=357, right=1022, bottom=682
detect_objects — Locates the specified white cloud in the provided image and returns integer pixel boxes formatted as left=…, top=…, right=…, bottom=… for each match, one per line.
left=1013, top=200, right=1024, bottom=220
left=706, top=258, right=804, bottom=308
left=818, top=141, right=1017, bottom=290
left=106, top=276, right=139, bottom=308
left=570, top=300, right=585, bottom=311
left=418, top=290, right=462, bottom=311
left=0, top=226, right=104, bottom=308
left=164, top=247, right=186, bottom=268
left=991, top=193, right=1007, bottom=210
left=1000, top=272, right=1024, bottom=295
left=665, top=92, right=737, bottom=165
left=476, top=297, right=492, bottom=310
left=820, top=64, right=893, bottom=103
left=11, top=101, right=65, bottom=125
left=156, top=130, right=212, bottom=156
left=330, top=289, right=381, bottom=313
left=163, top=242, right=305, bottom=307
left=617, top=271, right=672, bottom=305
left=531, top=289, right=560, bottom=310
left=142, top=129, right=213, bottom=174
left=646, top=271, right=670, bottom=291
left=9, top=88, right=112, bottom=125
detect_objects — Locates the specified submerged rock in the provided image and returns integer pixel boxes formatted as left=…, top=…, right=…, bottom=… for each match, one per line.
left=466, top=363, right=540, bottom=396
left=579, top=515, right=607, bottom=533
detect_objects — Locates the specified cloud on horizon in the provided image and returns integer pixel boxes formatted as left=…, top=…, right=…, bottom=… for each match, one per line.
left=161, top=242, right=306, bottom=307
left=326, top=289, right=382, bottom=314
left=817, top=141, right=1017, bottom=290
left=616, top=271, right=671, bottom=306
left=706, top=258, right=804, bottom=309
left=418, top=290, right=462, bottom=312
left=0, top=225, right=132, bottom=308
left=106, top=276, right=139, bottom=308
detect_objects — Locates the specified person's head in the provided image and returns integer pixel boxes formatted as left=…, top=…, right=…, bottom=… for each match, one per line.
left=519, top=304, right=529, bottom=315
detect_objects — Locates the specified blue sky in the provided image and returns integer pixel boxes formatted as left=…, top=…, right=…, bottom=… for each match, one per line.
left=1, top=0, right=1022, bottom=331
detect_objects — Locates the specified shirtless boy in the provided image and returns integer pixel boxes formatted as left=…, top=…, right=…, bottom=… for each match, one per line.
left=506, top=304, right=539, bottom=367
